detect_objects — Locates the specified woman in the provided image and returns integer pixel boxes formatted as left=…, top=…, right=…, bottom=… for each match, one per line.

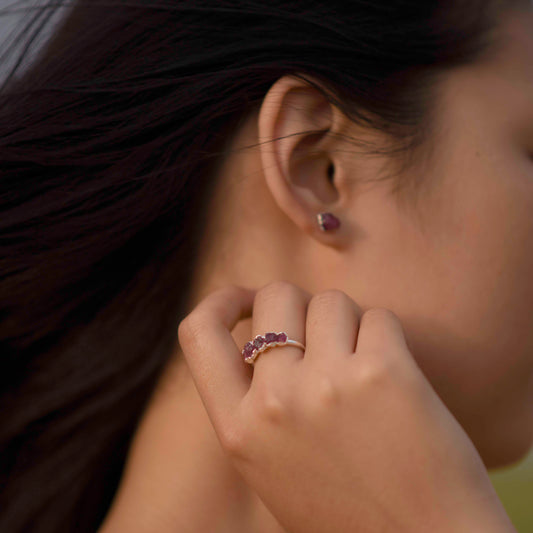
left=0, top=0, right=531, bottom=531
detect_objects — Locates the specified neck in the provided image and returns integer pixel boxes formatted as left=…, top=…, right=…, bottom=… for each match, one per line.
left=162, top=340, right=287, bottom=532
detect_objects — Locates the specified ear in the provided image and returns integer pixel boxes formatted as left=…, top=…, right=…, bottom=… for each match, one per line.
left=257, top=74, right=351, bottom=245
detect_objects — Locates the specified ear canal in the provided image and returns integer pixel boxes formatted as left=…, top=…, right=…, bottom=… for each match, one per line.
left=327, top=163, right=335, bottom=184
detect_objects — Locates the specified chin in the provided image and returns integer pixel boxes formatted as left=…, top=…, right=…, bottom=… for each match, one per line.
left=471, top=379, right=533, bottom=470
left=481, top=422, right=533, bottom=471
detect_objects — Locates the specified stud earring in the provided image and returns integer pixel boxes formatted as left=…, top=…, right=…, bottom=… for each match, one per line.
left=317, top=212, right=340, bottom=231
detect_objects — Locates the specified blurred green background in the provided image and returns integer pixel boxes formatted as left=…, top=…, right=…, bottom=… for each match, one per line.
left=490, top=449, right=533, bottom=532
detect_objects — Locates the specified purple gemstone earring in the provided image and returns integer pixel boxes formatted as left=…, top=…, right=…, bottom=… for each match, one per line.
left=317, top=212, right=340, bottom=231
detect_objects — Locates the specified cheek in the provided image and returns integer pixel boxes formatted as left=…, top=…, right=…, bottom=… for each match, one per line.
left=344, top=152, right=533, bottom=463
left=400, top=161, right=533, bottom=464
left=415, top=149, right=532, bottom=369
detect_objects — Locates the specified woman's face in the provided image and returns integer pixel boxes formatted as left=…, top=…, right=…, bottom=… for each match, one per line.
left=338, top=8, right=533, bottom=468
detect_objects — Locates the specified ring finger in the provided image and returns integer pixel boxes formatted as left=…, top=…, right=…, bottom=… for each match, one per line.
left=249, top=281, right=311, bottom=377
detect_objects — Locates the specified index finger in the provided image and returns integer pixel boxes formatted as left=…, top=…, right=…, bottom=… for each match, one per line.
left=177, top=285, right=256, bottom=429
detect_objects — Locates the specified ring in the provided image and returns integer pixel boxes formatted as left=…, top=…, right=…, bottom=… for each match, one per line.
left=242, top=332, right=306, bottom=365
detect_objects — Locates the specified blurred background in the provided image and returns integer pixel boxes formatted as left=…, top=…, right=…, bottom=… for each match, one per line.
left=490, top=449, right=533, bottom=532
left=1, top=1, right=532, bottom=531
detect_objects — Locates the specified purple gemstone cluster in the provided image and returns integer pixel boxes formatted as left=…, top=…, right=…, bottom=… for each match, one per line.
left=242, top=332, right=288, bottom=363
left=317, top=212, right=340, bottom=231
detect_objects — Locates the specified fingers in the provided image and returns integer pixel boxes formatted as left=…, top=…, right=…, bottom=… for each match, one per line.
left=304, top=290, right=362, bottom=363
left=251, top=281, right=311, bottom=374
left=178, top=282, right=413, bottom=440
left=354, top=308, right=410, bottom=358
left=177, top=285, right=256, bottom=430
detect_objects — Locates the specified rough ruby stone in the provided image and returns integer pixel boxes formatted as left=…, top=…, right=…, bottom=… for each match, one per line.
left=276, top=332, right=288, bottom=343
left=243, top=342, right=255, bottom=358
left=253, top=336, right=266, bottom=349
left=320, top=212, right=340, bottom=231
left=265, top=332, right=277, bottom=343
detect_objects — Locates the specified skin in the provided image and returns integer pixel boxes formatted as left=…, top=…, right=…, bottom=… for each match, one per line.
left=175, top=284, right=516, bottom=533
left=99, top=5, right=533, bottom=533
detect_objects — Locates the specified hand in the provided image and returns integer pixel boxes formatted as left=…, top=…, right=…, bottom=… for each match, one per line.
left=178, top=282, right=516, bottom=533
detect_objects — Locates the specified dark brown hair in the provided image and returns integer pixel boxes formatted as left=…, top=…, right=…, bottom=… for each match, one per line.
left=0, top=1, right=514, bottom=531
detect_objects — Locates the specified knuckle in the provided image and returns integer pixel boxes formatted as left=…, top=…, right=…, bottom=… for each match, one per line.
left=256, top=280, right=301, bottom=305
left=222, top=283, right=242, bottom=294
left=355, top=354, right=394, bottom=388
left=310, top=289, right=350, bottom=309
left=176, top=317, right=189, bottom=342
left=253, top=387, right=288, bottom=425
left=177, top=314, right=204, bottom=347
left=178, top=315, right=193, bottom=344
left=307, top=290, right=354, bottom=331
left=305, top=375, right=339, bottom=415
left=362, top=307, right=398, bottom=323
left=217, top=284, right=245, bottom=301
left=219, top=425, right=246, bottom=457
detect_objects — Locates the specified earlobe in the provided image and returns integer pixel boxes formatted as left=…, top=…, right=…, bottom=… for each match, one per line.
left=257, top=75, right=347, bottom=240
